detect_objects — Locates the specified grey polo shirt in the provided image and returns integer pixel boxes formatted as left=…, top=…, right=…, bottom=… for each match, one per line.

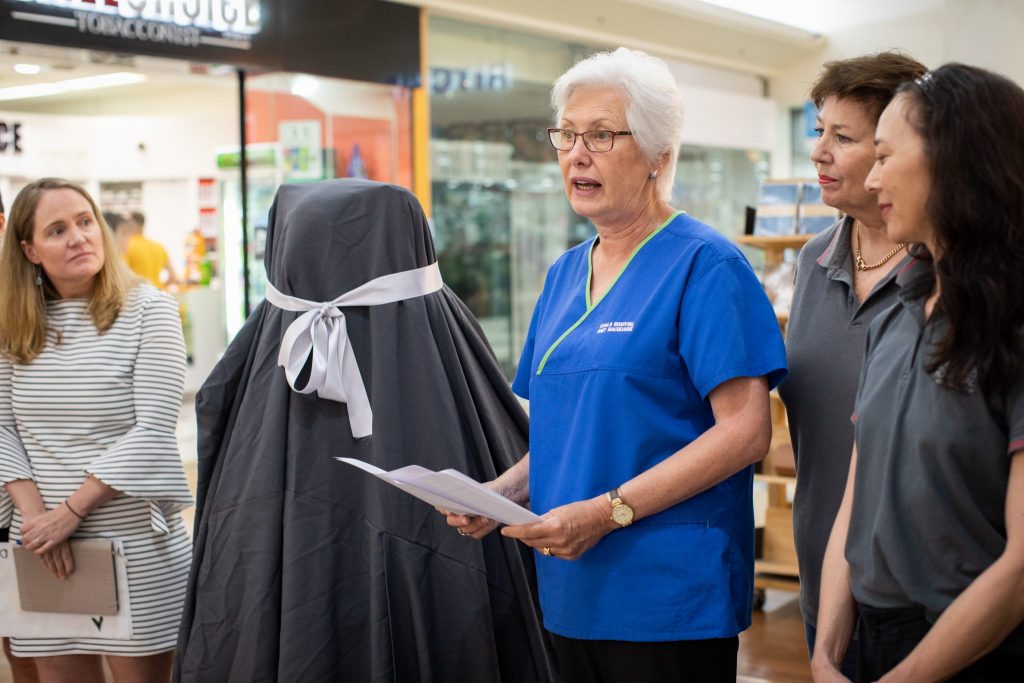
left=848, top=259, right=1024, bottom=653
left=778, top=216, right=909, bottom=624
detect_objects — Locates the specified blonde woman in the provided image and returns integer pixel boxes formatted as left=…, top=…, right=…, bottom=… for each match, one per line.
left=0, top=178, right=192, bottom=683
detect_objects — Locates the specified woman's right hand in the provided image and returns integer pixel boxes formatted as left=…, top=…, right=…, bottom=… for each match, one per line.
left=441, top=510, right=501, bottom=540
left=439, top=479, right=503, bottom=540
left=19, top=503, right=81, bottom=556
left=438, top=479, right=505, bottom=540
left=39, top=540, right=76, bottom=580
left=19, top=509, right=77, bottom=580
left=438, top=455, right=531, bottom=541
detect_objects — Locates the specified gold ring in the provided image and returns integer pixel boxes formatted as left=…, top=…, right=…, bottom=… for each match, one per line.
left=541, top=547, right=552, bottom=557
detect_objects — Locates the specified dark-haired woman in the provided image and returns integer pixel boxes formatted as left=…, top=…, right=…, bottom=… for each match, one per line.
left=813, top=64, right=1024, bottom=682
left=778, top=53, right=927, bottom=672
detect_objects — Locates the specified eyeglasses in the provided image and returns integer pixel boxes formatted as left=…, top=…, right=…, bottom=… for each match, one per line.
left=547, top=128, right=632, bottom=153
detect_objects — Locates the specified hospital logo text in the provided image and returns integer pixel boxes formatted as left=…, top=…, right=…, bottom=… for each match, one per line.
left=597, top=321, right=635, bottom=334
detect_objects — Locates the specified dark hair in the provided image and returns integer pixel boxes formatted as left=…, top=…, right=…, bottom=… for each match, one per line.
left=896, top=64, right=1024, bottom=394
left=130, top=210, right=145, bottom=228
left=103, top=211, right=127, bottom=232
left=811, top=51, right=928, bottom=123
left=0, top=187, right=4, bottom=215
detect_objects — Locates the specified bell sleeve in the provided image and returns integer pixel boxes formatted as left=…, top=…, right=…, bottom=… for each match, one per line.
left=0, top=354, right=33, bottom=529
left=85, top=291, right=194, bottom=534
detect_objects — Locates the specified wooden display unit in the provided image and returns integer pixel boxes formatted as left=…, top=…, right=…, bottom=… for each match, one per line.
left=738, top=234, right=811, bottom=606
left=736, top=234, right=814, bottom=266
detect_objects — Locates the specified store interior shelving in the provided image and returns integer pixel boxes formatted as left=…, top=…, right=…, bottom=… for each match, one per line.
left=739, top=232, right=814, bottom=607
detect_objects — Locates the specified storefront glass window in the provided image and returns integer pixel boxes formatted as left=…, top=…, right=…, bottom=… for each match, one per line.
left=428, top=18, right=769, bottom=378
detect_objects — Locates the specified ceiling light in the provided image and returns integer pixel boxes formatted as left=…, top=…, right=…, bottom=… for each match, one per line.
left=290, top=75, right=319, bottom=99
left=0, top=72, right=146, bottom=101
left=14, top=63, right=43, bottom=75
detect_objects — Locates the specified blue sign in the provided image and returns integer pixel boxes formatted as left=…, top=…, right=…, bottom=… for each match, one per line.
left=431, top=64, right=513, bottom=96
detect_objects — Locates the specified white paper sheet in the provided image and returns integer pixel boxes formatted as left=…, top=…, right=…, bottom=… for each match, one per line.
left=337, top=457, right=542, bottom=526
left=0, top=540, right=133, bottom=639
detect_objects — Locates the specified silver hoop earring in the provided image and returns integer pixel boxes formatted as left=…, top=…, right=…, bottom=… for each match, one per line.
left=34, top=265, right=43, bottom=287
left=649, top=170, right=658, bottom=180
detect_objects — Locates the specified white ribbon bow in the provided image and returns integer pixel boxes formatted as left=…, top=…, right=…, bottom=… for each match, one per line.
left=265, top=262, right=443, bottom=438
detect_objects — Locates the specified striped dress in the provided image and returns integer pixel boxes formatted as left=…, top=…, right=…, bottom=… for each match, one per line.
left=0, top=284, right=193, bottom=656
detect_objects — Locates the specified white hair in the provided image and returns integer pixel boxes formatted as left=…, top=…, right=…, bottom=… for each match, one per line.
left=551, top=47, right=685, bottom=202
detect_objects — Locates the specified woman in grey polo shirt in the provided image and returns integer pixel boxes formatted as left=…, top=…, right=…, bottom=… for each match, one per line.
left=813, top=64, right=1024, bottom=681
left=778, top=52, right=926, bottom=673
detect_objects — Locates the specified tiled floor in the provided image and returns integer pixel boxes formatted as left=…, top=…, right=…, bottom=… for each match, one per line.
left=0, top=592, right=813, bottom=682
left=1, top=396, right=810, bottom=682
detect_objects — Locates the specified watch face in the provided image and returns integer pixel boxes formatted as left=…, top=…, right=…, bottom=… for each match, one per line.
left=611, top=504, right=634, bottom=526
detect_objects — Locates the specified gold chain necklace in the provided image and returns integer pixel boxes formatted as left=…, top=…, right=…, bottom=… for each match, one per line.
left=854, top=220, right=905, bottom=271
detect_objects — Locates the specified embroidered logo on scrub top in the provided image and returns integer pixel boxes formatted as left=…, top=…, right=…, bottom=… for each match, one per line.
left=597, top=321, right=635, bottom=334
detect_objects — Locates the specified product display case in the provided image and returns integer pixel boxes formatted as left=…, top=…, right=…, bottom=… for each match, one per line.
left=217, top=143, right=281, bottom=338
left=431, top=138, right=582, bottom=377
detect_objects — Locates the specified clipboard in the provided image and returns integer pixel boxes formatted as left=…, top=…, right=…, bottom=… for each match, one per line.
left=14, top=539, right=119, bottom=615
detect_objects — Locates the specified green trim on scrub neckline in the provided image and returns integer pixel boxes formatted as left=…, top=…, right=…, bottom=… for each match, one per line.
left=535, top=210, right=684, bottom=376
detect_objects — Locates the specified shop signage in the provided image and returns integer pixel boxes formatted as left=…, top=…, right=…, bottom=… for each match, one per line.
left=431, top=64, right=514, bottom=96
left=0, top=121, right=23, bottom=154
left=279, top=120, right=323, bottom=181
left=9, top=0, right=261, bottom=50
left=0, top=0, right=421, bottom=86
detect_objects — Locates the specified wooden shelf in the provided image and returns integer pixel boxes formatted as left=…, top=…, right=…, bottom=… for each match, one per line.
left=755, top=560, right=801, bottom=578
left=754, top=576, right=799, bottom=593
left=755, top=473, right=796, bottom=486
left=738, top=230, right=810, bottom=596
left=735, top=234, right=815, bottom=251
left=737, top=234, right=814, bottom=266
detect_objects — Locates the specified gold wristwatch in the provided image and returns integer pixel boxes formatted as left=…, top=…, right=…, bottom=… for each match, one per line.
left=607, top=488, right=634, bottom=527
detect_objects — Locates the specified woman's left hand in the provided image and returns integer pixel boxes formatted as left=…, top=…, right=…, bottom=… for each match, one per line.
left=19, top=505, right=81, bottom=555
left=502, top=496, right=614, bottom=560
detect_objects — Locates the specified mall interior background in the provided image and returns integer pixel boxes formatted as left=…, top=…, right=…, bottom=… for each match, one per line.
left=2, top=3, right=1024, bottom=681
left=3, top=0, right=1020, bottom=383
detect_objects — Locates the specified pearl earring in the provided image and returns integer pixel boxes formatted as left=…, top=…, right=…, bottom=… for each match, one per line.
left=34, top=265, right=43, bottom=287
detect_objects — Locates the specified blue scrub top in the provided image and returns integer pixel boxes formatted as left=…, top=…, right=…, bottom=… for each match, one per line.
left=512, top=212, right=787, bottom=641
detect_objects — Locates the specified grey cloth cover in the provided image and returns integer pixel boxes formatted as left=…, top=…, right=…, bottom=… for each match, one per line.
left=173, top=179, right=554, bottom=682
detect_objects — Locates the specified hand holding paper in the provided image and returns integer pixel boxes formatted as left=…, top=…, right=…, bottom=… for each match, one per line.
left=337, top=457, right=541, bottom=526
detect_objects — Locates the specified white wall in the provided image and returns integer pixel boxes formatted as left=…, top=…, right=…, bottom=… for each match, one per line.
left=767, top=0, right=1024, bottom=178
left=141, top=178, right=200, bottom=277
left=767, top=6, right=944, bottom=178
left=943, top=0, right=1024, bottom=84
left=0, top=107, right=237, bottom=271
left=678, top=84, right=775, bottom=151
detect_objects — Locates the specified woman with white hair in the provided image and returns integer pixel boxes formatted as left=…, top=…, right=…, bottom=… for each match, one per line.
left=444, top=47, right=787, bottom=681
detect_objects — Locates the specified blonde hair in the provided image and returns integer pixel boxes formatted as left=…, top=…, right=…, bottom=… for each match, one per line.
left=0, top=178, right=136, bottom=364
